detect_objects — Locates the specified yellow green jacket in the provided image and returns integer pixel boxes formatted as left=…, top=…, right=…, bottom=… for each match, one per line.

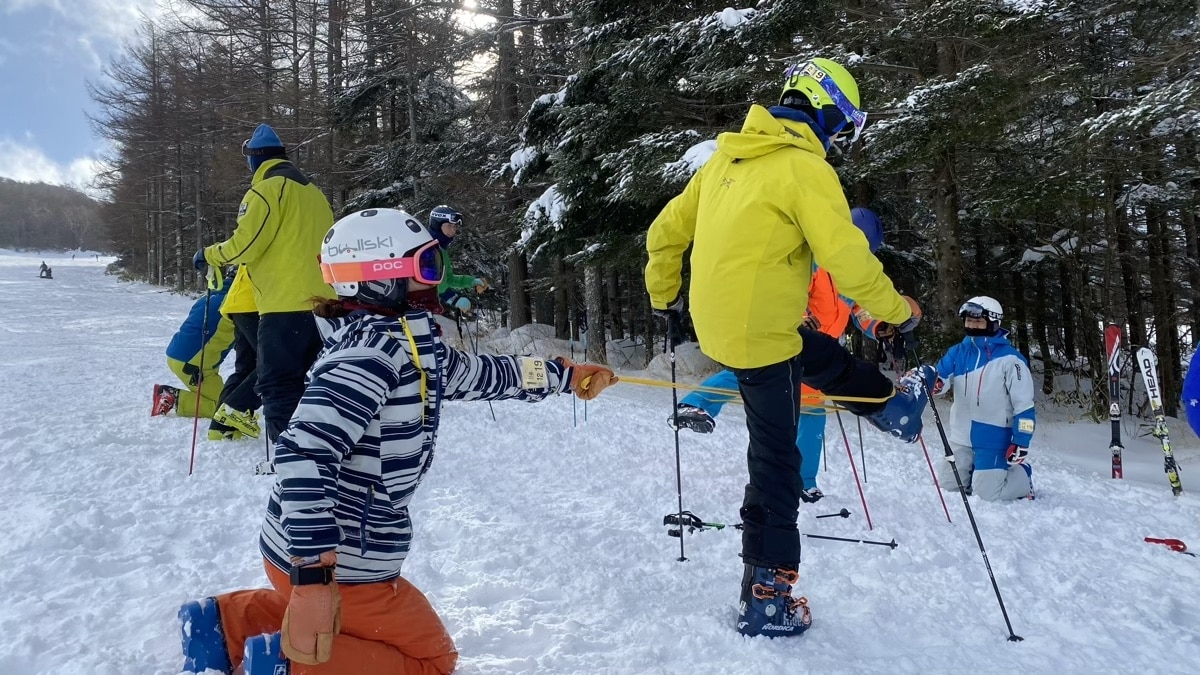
left=645, top=105, right=910, bottom=369
left=203, top=159, right=335, bottom=313
left=220, top=265, right=257, bottom=316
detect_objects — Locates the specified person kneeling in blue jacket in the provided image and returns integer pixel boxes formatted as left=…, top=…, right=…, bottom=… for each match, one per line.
left=928, top=296, right=1036, bottom=501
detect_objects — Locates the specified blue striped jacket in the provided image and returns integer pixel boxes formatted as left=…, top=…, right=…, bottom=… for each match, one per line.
left=260, top=309, right=573, bottom=583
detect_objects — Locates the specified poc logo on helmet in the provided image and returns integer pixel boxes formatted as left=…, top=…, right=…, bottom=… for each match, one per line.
left=370, top=260, right=407, bottom=273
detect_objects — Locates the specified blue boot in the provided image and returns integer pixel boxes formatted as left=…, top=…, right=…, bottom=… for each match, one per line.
left=179, top=598, right=231, bottom=674
left=244, top=632, right=288, bottom=675
left=865, top=365, right=935, bottom=443
left=736, top=564, right=812, bottom=637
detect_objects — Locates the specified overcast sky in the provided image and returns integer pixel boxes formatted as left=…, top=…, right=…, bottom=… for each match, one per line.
left=0, top=0, right=163, bottom=196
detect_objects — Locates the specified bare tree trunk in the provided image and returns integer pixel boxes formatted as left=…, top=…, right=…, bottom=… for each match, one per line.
left=606, top=268, right=623, bottom=339
left=931, top=147, right=964, bottom=337
left=260, top=0, right=272, bottom=120
left=584, top=265, right=607, bottom=364
left=553, top=257, right=569, bottom=339
left=508, top=250, right=531, bottom=328
left=1033, top=267, right=1053, bottom=394
left=1145, top=185, right=1179, bottom=415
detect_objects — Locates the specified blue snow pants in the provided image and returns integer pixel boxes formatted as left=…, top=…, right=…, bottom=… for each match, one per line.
left=680, top=370, right=825, bottom=490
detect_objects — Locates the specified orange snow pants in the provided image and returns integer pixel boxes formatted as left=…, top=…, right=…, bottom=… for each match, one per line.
left=216, top=559, right=458, bottom=675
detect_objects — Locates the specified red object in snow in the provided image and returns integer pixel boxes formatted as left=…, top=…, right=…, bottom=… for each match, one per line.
left=1145, top=537, right=1196, bottom=556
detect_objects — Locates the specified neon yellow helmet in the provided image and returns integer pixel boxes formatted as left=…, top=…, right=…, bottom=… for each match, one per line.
left=778, top=58, right=867, bottom=144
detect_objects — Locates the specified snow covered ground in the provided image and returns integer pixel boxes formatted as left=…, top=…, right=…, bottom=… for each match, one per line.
left=1, top=251, right=1199, bottom=674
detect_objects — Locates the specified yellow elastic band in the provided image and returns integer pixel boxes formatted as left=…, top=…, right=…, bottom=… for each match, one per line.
left=616, top=375, right=893, bottom=405
left=392, top=320, right=427, bottom=421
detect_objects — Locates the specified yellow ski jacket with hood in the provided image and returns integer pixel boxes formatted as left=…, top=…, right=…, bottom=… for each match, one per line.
left=645, top=104, right=911, bottom=369
left=203, top=158, right=335, bottom=313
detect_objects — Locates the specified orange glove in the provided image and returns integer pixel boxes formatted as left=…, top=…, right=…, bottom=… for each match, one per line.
left=555, top=357, right=618, bottom=401
left=282, top=551, right=341, bottom=665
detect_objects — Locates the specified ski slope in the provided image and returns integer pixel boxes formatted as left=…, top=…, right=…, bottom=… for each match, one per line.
left=1, top=251, right=1198, bottom=675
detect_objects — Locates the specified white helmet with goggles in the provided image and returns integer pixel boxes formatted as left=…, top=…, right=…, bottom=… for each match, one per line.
left=320, top=208, right=444, bottom=309
left=959, top=296, right=1004, bottom=336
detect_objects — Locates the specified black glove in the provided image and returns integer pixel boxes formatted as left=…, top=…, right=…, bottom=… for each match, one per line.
left=192, top=250, right=208, bottom=271
left=182, top=363, right=202, bottom=387
left=894, top=296, right=921, bottom=352
left=653, top=296, right=686, bottom=349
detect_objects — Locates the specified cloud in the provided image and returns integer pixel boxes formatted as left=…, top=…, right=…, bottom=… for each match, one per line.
left=1, top=0, right=165, bottom=69
left=0, top=137, right=109, bottom=198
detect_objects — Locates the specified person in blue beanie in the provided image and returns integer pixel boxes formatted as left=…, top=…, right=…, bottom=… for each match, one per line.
left=193, top=124, right=335, bottom=448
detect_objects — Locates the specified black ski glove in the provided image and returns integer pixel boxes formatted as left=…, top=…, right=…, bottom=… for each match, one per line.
left=653, top=296, right=686, bottom=348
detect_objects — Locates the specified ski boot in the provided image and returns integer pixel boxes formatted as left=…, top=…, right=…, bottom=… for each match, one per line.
left=152, top=384, right=180, bottom=417
left=207, top=419, right=243, bottom=442
left=669, top=404, right=715, bottom=434
left=736, top=564, right=812, bottom=637
left=179, top=597, right=231, bottom=674
left=1022, top=463, right=1034, bottom=500
left=243, top=632, right=288, bottom=675
left=800, top=487, right=825, bottom=504
left=213, top=404, right=261, bottom=439
left=864, top=365, right=935, bottom=443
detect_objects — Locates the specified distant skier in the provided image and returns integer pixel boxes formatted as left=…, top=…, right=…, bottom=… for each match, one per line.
left=927, top=296, right=1036, bottom=501
left=38, top=261, right=52, bottom=279
left=645, top=57, right=932, bottom=639
left=1184, top=349, right=1200, bottom=441
left=151, top=269, right=235, bottom=422
left=176, top=208, right=617, bottom=675
left=670, top=207, right=901, bottom=503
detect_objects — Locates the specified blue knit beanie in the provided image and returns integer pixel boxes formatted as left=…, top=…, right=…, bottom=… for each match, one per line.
left=242, top=124, right=286, bottom=171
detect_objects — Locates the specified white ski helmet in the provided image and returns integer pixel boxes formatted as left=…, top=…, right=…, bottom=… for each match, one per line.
left=319, top=208, right=444, bottom=309
left=959, top=296, right=1003, bottom=334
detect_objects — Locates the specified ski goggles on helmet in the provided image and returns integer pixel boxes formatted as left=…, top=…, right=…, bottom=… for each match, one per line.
left=958, top=302, right=996, bottom=320
left=783, top=61, right=868, bottom=144
left=320, top=239, right=444, bottom=287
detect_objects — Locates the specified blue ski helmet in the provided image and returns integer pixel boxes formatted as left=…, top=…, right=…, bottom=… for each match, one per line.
left=850, top=207, right=884, bottom=253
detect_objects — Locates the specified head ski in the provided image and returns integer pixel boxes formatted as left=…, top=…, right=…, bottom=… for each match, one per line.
left=1136, top=347, right=1183, bottom=495
left=1105, top=325, right=1124, bottom=479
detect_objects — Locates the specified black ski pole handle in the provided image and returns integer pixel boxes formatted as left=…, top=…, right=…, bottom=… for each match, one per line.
left=816, top=508, right=852, bottom=519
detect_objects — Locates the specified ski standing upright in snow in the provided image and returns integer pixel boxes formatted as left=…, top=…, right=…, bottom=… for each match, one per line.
left=1135, top=347, right=1183, bottom=495
left=1105, top=324, right=1124, bottom=479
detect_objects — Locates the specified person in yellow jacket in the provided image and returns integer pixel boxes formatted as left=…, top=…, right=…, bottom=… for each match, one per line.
left=193, top=124, right=336, bottom=444
left=208, top=265, right=262, bottom=441
left=644, top=58, right=936, bottom=639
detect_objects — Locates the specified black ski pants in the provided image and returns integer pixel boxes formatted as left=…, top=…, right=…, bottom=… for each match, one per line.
left=215, top=312, right=260, bottom=415
left=257, top=311, right=323, bottom=441
left=734, top=329, right=893, bottom=568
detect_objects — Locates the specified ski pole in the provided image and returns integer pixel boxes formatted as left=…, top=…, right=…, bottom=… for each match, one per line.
left=919, top=434, right=953, bottom=523
left=570, top=321, right=577, bottom=428
left=816, top=508, right=851, bottom=519
left=857, top=415, right=867, bottom=483
left=912, top=347, right=1024, bottom=642
left=804, top=533, right=897, bottom=549
left=663, top=513, right=895, bottom=549
left=464, top=310, right=496, bottom=422
left=188, top=268, right=216, bottom=476
left=835, top=409, right=873, bottom=530
left=664, top=316, right=688, bottom=562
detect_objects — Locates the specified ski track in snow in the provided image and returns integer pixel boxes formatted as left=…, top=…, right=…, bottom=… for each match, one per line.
left=1, top=252, right=1199, bottom=674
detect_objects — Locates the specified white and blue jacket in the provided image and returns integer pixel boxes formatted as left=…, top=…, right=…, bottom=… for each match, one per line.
left=933, top=331, right=1035, bottom=455
left=260, top=308, right=573, bottom=584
